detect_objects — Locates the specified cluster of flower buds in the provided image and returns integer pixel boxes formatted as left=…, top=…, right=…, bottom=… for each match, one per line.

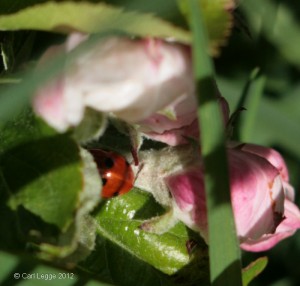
left=33, top=35, right=300, bottom=252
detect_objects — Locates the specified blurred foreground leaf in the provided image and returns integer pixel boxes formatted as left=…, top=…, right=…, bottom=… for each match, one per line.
left=0, top=1, right=190, bottom=42
left=0, top=0, right=235, bottom=123
left=188, top=0, right=242, bottom=285
left=0, top=32, right=110, bottom=123
left=0, top=0, right=234, bottom=54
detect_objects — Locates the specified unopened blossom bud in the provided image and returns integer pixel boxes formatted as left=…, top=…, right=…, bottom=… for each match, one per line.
left=166, top=143, right=300, bottom=252
left=33, top=34, right=193, bottom=132
left=138, top=91, right=230, bottom=146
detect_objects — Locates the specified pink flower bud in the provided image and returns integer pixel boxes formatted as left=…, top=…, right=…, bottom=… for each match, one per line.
left=139, top=92, right=230, bottom=146
left=33, top=34, right=193, bottom=132
left=141, top=118, right=199, bottom=146
left=166, top=144, right=300, bottom=252
left=238, top=143, right=289, bottom=183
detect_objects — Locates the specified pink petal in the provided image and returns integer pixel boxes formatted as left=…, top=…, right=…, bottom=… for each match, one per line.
left=33, top=79, right=69, bottom=132
left=167, top=145, right=293, bottom=251
left=240, top=199, right=300, bottom=252
left=240, top=143, right=289, bottom=182
left=228, top=148, right=285, bottom=240
left=33, top=36, right=195, bottom=131
left=166, top=168, right=208, bottom=240
left=140, top=96, right=229, bottom=146
left=143, top=119, right=199, bottom=146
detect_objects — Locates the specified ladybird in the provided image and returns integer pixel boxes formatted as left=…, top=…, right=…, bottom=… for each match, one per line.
left=88, top=149, right=134, bottom=198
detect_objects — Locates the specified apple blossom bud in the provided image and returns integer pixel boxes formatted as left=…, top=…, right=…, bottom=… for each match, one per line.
left=166, top=144, right=300, bottom=252
left=33, top=34, right=193, bottom=132
left=139, top=92, right=230, bottom=146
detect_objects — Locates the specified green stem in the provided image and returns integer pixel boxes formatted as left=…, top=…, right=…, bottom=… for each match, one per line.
left=187, top=0, right=243, bottom=285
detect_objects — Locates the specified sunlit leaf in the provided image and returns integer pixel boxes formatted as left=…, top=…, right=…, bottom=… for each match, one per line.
left=242, top=257, right=268, bottom=286
left=89, top=188, right=209, bottom=285
left=0, top=2, right=190, bottom=43
left=178, top=0, right=235, bottom=55
left=0, top=0, right=235, bottom=55
left=95, top=189, right=189, bottom=275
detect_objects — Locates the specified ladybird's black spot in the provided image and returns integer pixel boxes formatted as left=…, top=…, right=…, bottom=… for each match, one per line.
left=104, top=157, right=114, bottom=169
left=112, top=191, right=119, bottom=197
left=102, top=178, right=107, bottom=186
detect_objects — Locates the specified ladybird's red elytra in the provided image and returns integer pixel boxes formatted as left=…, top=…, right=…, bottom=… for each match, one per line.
left=88, top=149, right=134, bottom=198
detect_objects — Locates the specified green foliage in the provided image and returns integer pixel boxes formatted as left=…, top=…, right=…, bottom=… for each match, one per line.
left=94, top=189, right=198, bottom=275
left=215, top=0, right=300, bottom=285
left=0, top=109, right=82, bottom=230
left=0, top=2, right=190, bottom=41
left=242, top=0, right=300, bottom=68
left=221, top=78, right=300, bottom=158
left=232, top=68, right=265, bottom=142
left=82, top=188, right=209, bottom=285
left=242, top=257, right=268, bottom=286
left=187, top=0, right=242, bottom=285
left=178, top=0, right=234, bottom=55
left=81, top=235, right=174, bottom=286
left=0, top=0, right=233, bottom=53
left=0, top=0, right=233, bottom=123
left=1, top=0, right=300, bottom=286
left=0, top=250, right=111, bottom=286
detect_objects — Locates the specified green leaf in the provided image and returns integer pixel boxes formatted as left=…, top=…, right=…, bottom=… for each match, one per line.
left=0, top=250, right=111, bottom=286
left=238, top=73, right=265, bottom=142
left=0, top=2, right=190, bottom=43
left=0, top=0, right=48, bottom=14
left=80, top=189, right=208, bottom=286
left=187, top=0, right=242, bottom=285
left=0, top=1, right=234, bottom=55
left=178, top=0, right=235, bottom=55
left=81, top=236, right=174, bottom=286
left=94, top=189, right=189, bottom=275
left=0, top=109, right=82, bottom=230
left=88, top=188, right=209, bottom=285
left=242, top=257, right=268, bottom=286
left=233, top=68, right=266, bottom=142
left=0, top=1, right=235, bottom=124
left=38, top=148, right=102, bottom=262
